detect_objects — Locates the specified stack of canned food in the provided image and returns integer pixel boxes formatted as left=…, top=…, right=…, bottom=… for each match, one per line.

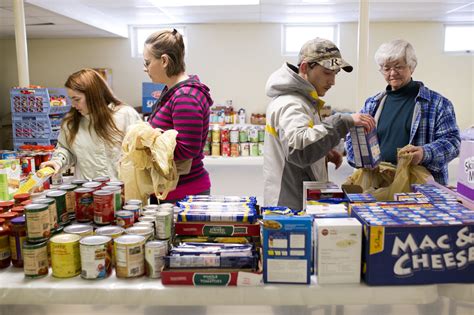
left=204, top=125, right=265, bottom=157
left=0, top=176, right=178, bottom=280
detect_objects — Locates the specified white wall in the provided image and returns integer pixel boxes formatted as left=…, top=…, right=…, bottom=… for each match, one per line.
left=1, top=22, right=473, bottom=149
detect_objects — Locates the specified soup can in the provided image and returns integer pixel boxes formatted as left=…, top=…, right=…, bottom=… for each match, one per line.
left=114, top=235, right=145, bottom=278
left=32, top=197, right=58, bottom=231
left=80, top=235, right=112, bottom=280
left=122, top=204, right=140, bottom=222
left=101, top=186, right=122, bottom=211
left=74, top=187, right=94, bottom=222
left=23, top=241, right=48, bottom=278
left=155, top=212, right=172, bottom=240
left=115, top=210, right=134, bottom=228
left=24, top=203, right=51, bottom=243
left=58, top=184, right=77, bottom=216
left=64, top=224, right=94, bottom=238
left=93, top=190, right=114, bottom=225
left=125, top=226, right=154, bottom=242
left=92, top=176, right=110, bottom=187
left=126, top=199, right=142, bottom=214
left=230, top=127, right=239, bottom=143
left=71, top=179, right=88, bottom=186
left=145, top=240, right=168, bottom=279
left=143, top=204, right=160, bottom=211
left=46, top=190, right=69, bottom=226
left=82, top=181, right=102, bottom=191
left=50, top=233, right=81, bottom=278
left=106, top=181, right=125, bottom=206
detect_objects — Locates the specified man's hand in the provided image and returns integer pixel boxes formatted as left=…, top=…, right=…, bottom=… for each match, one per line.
left=327, top=149, right=343, bottom=169
left=400, top=145, right=424, bottom=165
left=351, top=113, right=376, bottom=132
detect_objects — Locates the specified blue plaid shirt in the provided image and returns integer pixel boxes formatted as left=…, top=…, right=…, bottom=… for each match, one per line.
left=345, top=81, right=460, bottom=185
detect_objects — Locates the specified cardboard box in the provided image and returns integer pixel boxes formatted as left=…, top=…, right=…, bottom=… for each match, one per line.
left=161, top=269, right=262, bottom=286
left=0, top=159, right=21, bottom=201
left=174, top=221, right=260, bottom=237
left=351, top=205, right=474, bottom=285
left=349, top=126, right=381, bottom=168
left=142, top=82, right=165, bottom=114
left=262, top=215, right=312, bottom=284
left=314, top=218, right=362, bottom=284
left=457, top=131, right=474, bottom=201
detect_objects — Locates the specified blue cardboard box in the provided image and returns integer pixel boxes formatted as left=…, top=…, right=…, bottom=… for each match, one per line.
left=352, top=205, right=474, bottom=285
left=262, top=215, right=312, bottom=284
left=142, top=82, right=165, bottom=114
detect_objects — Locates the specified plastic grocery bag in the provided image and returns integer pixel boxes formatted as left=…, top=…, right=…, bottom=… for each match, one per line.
left=344, top=145, right=434, bottom=201
left=119, top=121, right=190, bottom=204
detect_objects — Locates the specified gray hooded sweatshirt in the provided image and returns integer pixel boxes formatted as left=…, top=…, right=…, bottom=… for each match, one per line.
left=263, top=63, right=354, bottom=210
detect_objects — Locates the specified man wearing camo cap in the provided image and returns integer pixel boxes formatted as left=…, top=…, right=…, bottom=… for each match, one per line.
left=263, top=37, right=375, bottom=210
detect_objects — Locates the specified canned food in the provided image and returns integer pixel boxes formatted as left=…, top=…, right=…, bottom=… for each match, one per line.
left=114, top=235, right=145, bottom=278
left=50, top=233, right=81, bottom=278
left=74, top=187, right=94, bottom=222
left=155, top=212, right=172, bottom=240
left=230, top=127, right=239, bottom=143
left=0, top=201, right=14, bottom=212
left=221, top=142, right=230, bottom=157
left=211, top=142, right=220, bottom=156
left=125, top=226, right=154, bottom=241
left=11, top=206, right=25, bottom=215
left=126, top=199, right=143, bottom=212
left=133, top=222, right=154, bottom=229
left=71, top=179, right=88, bottom=186
left=230, top=143, right=240, bottom=157
left=24, top=203, right=51, bottom=243
left=23, top=241, right=48, bottom=278
left=143, top=204, right=160, bottom=211
left=101, top=186, right=122, bottom=211
left=250, top=142, right=259, bottom=156
left=240, top=142, right=250, bottom=156
left=32, top=197, right=58, bottom=231
left=82, top=181, right=102, bottom=191
left=258, top=128, right=265, bottom=142
left=221, top=127, right=229, bottom=143
left=122, top=204, right=140, bottom=222
left=58, top=184, right=77, bottom=216
left=115, top=210, right=134, bottom=228
left=106, top=181, right=125, bottom=205
left=145, top=241, right=168, bottom=279
left=239, top=128, right=249, bottom=142
left=95, top=226, right=124, bottom=239
left=80, top=235, right=112, bottom=280
left=203, top=141, right=210, bottom=156
left=142, top=210, right=158, bottom=217
left=92, top=176, right=110, bottom=186
left=46, top=190, right=69, bottom=226
left=258, top=142, right=265, bottom=156
left=248, top=127, right=259, bottom=143
left=211, top=126, right=220, bottom=143
left=9, top=216, right=26, bottom=267
left=64, top=224, right=94, bottom=238
left=93, top=190, right=114, bottom=225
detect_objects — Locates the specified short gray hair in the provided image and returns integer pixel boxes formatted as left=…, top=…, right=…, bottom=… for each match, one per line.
left=374, top=39, right=418, bottom=71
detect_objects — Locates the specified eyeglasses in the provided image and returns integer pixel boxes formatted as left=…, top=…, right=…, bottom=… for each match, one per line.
left=380, top=64, right=408, bottom=74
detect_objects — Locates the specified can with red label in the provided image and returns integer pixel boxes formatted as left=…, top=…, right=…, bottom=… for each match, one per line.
left=221, top=127, right=230, bottom=143
left=93, top=190, right=114, bottom=225
left=106, top=181, right=125, bottom=206
left=101, top=186, right=122, bottom=211
left=221, top=142, right=230, bottom=157
left=122, top=204, right=140, bottom=222
left=115, top=210, right=134, bottom=228
left=74, top=188, right=94, bottom=222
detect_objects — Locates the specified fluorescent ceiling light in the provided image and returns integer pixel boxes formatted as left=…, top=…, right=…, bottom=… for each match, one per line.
left=150, top=0, right=259, bottom=7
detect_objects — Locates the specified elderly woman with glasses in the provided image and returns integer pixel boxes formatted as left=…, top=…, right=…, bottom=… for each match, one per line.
left=346, top=39, right=460, bottom=184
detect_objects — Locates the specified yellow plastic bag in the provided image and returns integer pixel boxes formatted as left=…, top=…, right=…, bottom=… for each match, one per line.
left=344, top=146, right=434, bottom=201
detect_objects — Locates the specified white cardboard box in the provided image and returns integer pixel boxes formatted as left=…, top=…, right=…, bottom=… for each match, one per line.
left=314, top=218, right=362, bottom=284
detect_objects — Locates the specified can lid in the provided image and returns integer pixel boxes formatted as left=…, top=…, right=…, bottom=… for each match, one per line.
left=58, top=184, right=77, bottom=191
left=122, top=204, right=140, bottom=210
left=80, top=235, right=112, bottom=245
left=138, top=216, right=155, bottom=222
left=64, top=224, right=93, bottom=234
left=23, top=240, right=48, bottom=249
left=92, top=176, right=110, bottom=182
left=101, top=186, right=121, bottom=192
left=95, top=225, right=124, bottom=236
left=143, top=205, right=160, bottom=211
left=25, top=203, right=48, bottom=211
left=106, top=181, right=124, bottom=186
left=73, top=187, right=94, bottom=193
left=11, top=216, right=25, bottom=224
left=46, top=190, right=67, bottom=197
left=71, top=179, right=89, bottom=185
left=32, top=198, right=54, bottom=204
left=115, top=234, right=145, bottom=245
left=133, top=222, right=153, bottom=228
left=82, top=181, right=101, bottom=188
left=125, top=226, right=153, bottom=236
left=0, top=212, right=18, bottom=219
left=93, top=190, right=113, bottom=196
left=126, top=199, right=142, bottom=205
left=13, top=193, right=30, bottom=200
left=50, top=233, right=81, bottom=243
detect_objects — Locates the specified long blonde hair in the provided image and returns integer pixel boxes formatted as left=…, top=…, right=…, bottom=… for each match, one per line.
left=62, top=68, right=123, bottom=147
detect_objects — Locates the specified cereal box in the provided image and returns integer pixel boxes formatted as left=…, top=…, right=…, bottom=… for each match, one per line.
left=349, top=126, right=381, bottom=168
left=0, top=159, right=21, bottom=200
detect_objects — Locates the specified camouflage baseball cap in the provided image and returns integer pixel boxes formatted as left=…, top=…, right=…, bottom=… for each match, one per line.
left=298, top=38, right=353, bottom=72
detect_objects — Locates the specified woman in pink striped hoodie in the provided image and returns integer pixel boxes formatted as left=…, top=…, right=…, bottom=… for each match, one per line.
left=143, top=29, right=213, bottom=204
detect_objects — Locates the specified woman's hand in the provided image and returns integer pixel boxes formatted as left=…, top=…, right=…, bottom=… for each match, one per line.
left=39, top=160, right=61, bottom=174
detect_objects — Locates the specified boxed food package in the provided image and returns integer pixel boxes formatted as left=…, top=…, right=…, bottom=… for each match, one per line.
left=457, top=127, right=474, bottom=201
left=314, top=218, right=362, bottom=284
left=0, top=159, right=21, bottom=200
left=349, top=126, right=381, bottom=168
left=262, top=215, right=312, bottom=284
left=351, top=204, right=474, bottom=285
